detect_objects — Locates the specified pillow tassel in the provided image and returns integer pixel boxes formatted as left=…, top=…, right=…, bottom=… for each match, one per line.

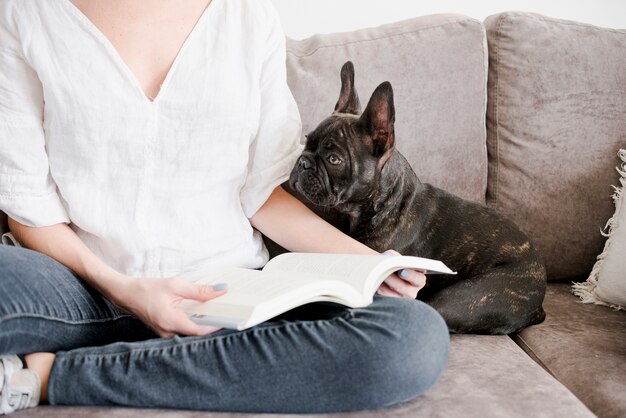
left=572, top=149, right=626, bottom=311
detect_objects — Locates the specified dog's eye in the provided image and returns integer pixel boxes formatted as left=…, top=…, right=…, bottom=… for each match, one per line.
left=327, top=154, right=342, bottom=165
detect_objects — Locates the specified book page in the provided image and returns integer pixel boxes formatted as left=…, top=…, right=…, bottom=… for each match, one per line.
left=262, top=253, right=385, bottom=295
left=263, top=253, right=454, bottom=297
left=182, top=267, right=363, bottom=328
left=191, top=268, right=324, bottom=305
left=187, top=267, right=362, bottom=310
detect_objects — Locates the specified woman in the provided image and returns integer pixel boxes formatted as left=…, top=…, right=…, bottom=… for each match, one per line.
left=0, top=0, right=450, bottom=414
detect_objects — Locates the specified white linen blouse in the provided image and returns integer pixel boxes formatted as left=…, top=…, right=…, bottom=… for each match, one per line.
left=0, top=0, right=303, bottom=278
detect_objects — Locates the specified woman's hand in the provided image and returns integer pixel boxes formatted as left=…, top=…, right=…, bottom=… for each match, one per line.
left=377, top=250, right=427, bottom=299
left=111, top=276, right=228, bottom=338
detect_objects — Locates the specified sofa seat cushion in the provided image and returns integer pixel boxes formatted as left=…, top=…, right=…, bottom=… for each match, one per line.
left=31, top=335, right=592, bottom=418
left=484, top=12, right=626, bottom=281
left=286, top=14, right=488, bottom=204
left=514, top=283, right=626, bottom=418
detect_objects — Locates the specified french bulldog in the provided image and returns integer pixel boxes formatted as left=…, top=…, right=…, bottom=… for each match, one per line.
left=288, top=61, right=547, bottom=334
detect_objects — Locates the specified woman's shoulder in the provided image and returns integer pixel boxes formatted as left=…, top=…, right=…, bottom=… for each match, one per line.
left=221, top=0, right=278, bottom=17
left=0, top=1, right=35, bottom=44
left=219, top=0, right=281, bottom=32
left=0, top=0, right=46, bottom=19
left=0, top=1, right=55, bottom=38
left=214, top=0, right=284, bottom=55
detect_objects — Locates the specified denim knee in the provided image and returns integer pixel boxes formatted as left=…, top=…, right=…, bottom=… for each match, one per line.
left=0, top=244, right=116, bottom=322
left=0, top=246, right=32, bottom=315
left=0, top=245, right=152, bottom=355
left=0, top=246, right=58, bottom=315
left=0, top=244, right=54, bottom=283
left=346, top=297, right=450, bottom=410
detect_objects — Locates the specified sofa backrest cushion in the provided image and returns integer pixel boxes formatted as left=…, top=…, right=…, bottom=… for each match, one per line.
left=286, top=14, right=488, bottom=204
left=484, top=12, right=626, bottom=281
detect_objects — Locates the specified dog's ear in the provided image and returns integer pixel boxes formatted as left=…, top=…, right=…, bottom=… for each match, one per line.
left=334, top=61, right=360, bottom=115
left=359, top=81, right=395, bottom=164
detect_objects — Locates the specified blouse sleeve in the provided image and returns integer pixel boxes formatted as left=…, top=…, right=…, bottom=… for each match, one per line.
left=0, top=7, right=71, bottom=227
left=239, top=2, right=303, bottom=218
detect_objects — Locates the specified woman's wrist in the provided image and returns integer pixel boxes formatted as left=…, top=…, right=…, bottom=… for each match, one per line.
left=89, top=267, right=137, bottom=308
left=8, top=219, right=139, bottom=306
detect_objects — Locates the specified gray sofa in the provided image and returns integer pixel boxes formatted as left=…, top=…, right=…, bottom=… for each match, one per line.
left=7, top=11, right=626, bottom=418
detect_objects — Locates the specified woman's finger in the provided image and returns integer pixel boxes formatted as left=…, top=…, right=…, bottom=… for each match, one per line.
left=165, top=310, right=223, bottom=336
left=169, top=278, right=228, bottom=302
left=383, top=274, right=420, bottom=298
left=396, top=268, right=427, bottom=288
left=382, top=249, right=426, bottom=290
left=377, top=282, right=404, bottom=298
left=158, top=330, right=175, bottom=339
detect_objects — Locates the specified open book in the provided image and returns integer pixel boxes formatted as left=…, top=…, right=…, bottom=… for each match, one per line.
left=179, top=252, right=455, bottom=330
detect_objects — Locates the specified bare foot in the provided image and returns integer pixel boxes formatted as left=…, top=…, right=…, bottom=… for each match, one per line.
left=24, top=352, right=55, bottom=402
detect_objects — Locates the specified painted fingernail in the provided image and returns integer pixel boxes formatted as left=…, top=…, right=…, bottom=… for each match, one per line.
left=399, top=269, right=410, bottom=278
left=212, top=283, right=227, bottom=291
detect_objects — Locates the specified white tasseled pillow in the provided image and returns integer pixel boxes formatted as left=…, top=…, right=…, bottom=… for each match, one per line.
left=573, top=149, right=626, bottom=310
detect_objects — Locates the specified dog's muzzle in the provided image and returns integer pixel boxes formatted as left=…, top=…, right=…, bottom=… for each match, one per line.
left=297, top=155, right=313, bottom=170
left=290, top=154, right=333, bottom=205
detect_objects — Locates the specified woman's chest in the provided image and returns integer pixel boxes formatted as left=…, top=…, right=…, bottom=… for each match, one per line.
left=22, top=1, right=262, bottom=113
left=69, top=0, right=213, bottom=101
left=23, top=1, right=263, bottom=131
left=24, top=1, right=265, bottom=178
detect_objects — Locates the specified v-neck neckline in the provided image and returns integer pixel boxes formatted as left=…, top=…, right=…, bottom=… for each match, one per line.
left=62, top=0, right=220, bottom=104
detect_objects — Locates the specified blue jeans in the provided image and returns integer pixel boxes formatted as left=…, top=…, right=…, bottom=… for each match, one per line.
left=0, top=245, right=450, bottom=413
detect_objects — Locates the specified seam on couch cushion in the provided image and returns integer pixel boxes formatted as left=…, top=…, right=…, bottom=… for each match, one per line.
left=287, top=18, right=483, bottom=58
left=487, top=13, right=509, bottom=211
left=511, top=333, right=555, bottom=379
left=508, top=12, right=626, bottom=34
left=479, top=24, right=489, bottom=196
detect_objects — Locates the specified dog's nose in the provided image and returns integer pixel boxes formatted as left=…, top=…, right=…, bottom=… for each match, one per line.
left=298, top=156, right=312, bottom=170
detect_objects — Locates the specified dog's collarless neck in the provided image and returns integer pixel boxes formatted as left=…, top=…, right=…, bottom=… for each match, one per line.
left=345, top=152, right=423, bottom=235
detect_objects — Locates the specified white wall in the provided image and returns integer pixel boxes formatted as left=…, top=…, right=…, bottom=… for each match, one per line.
left=271, top=0, right=626, bottom=39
